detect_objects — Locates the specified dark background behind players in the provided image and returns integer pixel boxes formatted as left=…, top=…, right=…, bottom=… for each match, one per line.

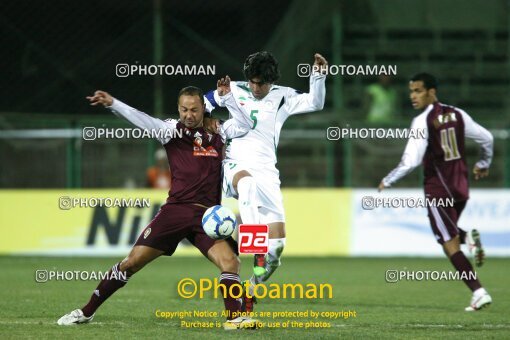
left=1, top=0, right=509, bottom=189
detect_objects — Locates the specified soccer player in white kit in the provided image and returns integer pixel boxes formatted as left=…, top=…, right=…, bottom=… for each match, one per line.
left=204, top=51, right=328, bottom=311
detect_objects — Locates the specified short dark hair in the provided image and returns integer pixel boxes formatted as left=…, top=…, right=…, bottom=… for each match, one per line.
left=243, top=51, right=280, bottom=83
left=410, top=73, right=438, bottom=90
left=177, top=86, right=204, bottom=105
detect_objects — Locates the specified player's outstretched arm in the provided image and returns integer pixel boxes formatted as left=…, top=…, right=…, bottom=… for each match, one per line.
left=86, top=90, right=175, bottom=144
left=203, top=76, right=250, bottom=134
left=202, top=77, right=231, bottom=134
left=216, top=76, right=253, bottom=140
left=218, top=76, right=252, bottom=124
left=379, top=114, right=428, bottom=190
left=284, top=53, right=327, bottom=116
left=86, top=90, right=114, bottom=107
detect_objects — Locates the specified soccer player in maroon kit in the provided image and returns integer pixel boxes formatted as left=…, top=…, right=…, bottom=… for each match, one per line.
left=58, top=77, right=258, bottom=329
left=378, top=73, right=494, bottom=311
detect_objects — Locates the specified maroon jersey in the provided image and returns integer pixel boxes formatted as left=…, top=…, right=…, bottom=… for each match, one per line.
left=109, top=97, right=251, bottom=207
left=382, top=101, right=493, bottom=201
left=424, top=102, right=468, bottom=200
left=164, top=121, right=224, bottom=206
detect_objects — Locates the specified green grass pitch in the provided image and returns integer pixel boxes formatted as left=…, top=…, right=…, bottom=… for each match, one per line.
left=0, top=256, right=508, bottom=339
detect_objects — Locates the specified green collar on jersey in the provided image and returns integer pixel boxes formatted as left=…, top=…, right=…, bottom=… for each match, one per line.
left=236, top=83, right=278, bottom=97
left=236, top=83, right=251, bottom=93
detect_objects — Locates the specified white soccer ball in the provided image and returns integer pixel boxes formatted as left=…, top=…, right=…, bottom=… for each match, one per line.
left=202, top=205, right=237, bottom=239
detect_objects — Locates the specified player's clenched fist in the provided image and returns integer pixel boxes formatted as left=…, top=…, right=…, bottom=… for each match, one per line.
left=313, top=53, right=328, bottom=74
left=473, top=165, right=489, bottom=180
left=86, top=90, right=113, bottom=107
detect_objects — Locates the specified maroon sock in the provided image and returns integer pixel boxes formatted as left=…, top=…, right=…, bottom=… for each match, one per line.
left=458, top=228, right=467, bottom=244
left=449, top=251, right=482, bottom=292
left=219, top=272, right=242, bottom=320
left=81, top=263, right=130, bottom=317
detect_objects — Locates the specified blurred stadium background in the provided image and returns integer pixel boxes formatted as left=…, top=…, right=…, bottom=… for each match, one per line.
left=1, top=0, right=509, bottom=189
left=1, top=1, right=509, bottom=337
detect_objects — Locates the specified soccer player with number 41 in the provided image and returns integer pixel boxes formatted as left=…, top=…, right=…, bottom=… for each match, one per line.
left=378, top=73, right=494, bottom=312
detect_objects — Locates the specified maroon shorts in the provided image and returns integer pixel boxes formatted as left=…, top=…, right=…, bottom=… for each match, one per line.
left=135, top=203, right=237, bottom=257
left=427, top=200, right=467, bottom=244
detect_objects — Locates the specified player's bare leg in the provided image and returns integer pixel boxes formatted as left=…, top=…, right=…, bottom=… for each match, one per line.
left=207, top=239, right=241, bottom=274
left=443, top=236, right=491, bottom=311
left=207, top=240, right=258, bottom=330
left=57, top=245, right=163, bottom=325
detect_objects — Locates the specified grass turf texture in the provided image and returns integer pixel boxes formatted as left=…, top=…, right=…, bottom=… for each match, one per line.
left=0, top=256, right=508, bottom=339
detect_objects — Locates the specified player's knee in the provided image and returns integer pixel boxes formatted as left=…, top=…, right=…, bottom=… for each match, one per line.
left=269, top=223, right=286, bottom=238
left=233, top=171, right=253, bottom=194
left=442, top=236, right=461, bottom=258
left=443, top=246, right=459, bottom=258
left=218, top=254, right=240, bottom=273
left=237, top=176, right=257, bottom=198
left=120, top=255, right=146, bottom=275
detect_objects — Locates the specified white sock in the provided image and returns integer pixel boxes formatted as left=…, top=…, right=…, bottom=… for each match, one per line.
left=237, top=176, right=259, bottom=224
left=267, top=238, right=286, bottom=266
left=473, top=287, right=487, bottom=297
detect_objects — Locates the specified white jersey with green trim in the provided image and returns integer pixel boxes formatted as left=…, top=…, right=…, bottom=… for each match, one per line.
left=205, top=72, right=326, bottom=166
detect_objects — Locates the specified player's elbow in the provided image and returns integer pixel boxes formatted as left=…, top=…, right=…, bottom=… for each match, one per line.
left=311, top=98, right=325, bottom=111
left=238, top=125, right=250, bottom=136
left=487, top=132, right=494, bottom=145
